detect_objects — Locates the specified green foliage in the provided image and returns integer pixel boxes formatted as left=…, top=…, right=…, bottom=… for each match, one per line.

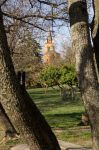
left=40, top=65, right=61, bottom=87
left=40, top=65, right=77, bottom=87
left=59, top=65, right=77, bottom=86
left=32, top=39, right=42, bottom=62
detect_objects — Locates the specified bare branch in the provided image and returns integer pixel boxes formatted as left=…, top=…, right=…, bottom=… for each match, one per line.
left=28, top=0, right=33, bottom=8
left=3, top=12, right=47, bottom=31
left=31, top=0, right=66, bottom=7
left=37, top=0, right=58, bottom=7
left=0, top=0, right=8, bottom=6
left=3, top=12, right=67, bottom=21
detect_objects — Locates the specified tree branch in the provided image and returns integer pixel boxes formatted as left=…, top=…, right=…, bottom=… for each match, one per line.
left=0, top=0, right=8, bottom=6
left=37, top=0, right=58, bottom=7
left=3, top=12, right=47, bottom=32
left=3, top=12, right=67, bottom=21
left=28, top=0, right=33, bottom=8
left=31, top=0, right=66, bottom=7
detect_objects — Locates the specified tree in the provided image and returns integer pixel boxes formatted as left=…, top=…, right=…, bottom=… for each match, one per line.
left=68, top=0, right=99, bottom=149
left=59, top=65, right=77, bottom=100
left=91, top=0, right=99, bottom=73
left=0, top=7, right=60, bottom=150
left=40, top=65, right=77, bottom=99
left=1, top=0, right=99, bottom=149
left=0, top=103, right=18, bottom=139
left=40, top=65, right=61, bottom=87
left=59, top=65, right=77, bottom=87
left=0, top=0, right=68, bottom=148
left=12, top=31, right=41, bottom=70
left=61, top=41, right=75, bottom=65
left=11, top=29, right=42, bottom=88
left=0, top=17, right=43, bottom=139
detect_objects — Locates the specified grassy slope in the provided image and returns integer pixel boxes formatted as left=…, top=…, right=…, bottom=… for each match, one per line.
left=28, top=87, right=92, bottom=147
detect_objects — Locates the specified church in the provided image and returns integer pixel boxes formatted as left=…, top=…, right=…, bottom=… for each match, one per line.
left=43, top=31, right=61, bottom=65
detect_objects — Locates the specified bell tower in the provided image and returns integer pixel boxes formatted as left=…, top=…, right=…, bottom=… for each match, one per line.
left=43, top=31, right=55, bottom=64
left=43, top=31, right=60, bottom=65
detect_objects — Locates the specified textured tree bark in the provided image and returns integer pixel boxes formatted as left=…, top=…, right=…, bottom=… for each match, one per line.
left=93, top=26, right=99, bottom=73
left=91, top=0, right=99, bottom=38
left=68, top=0, right=99, bottom=150
left=0, top=102, right=17, bottom=137
left=91, top=0, right=99, bottom=73
left=0, top=8, right=60, bottom=150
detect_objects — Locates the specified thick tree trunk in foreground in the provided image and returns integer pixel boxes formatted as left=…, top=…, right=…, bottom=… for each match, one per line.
left=0, top=8, right=60, bottom=150
left=93, top=26, right=99, bottom=72
left=0, top=102, right=17, bottom=137
left=91, top=0, right=99, bottom=72
left=68, top=1, right=99, bottom=150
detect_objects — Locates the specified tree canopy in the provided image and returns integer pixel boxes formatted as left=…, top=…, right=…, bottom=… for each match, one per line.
left=40, top=65, right=77, bottom=88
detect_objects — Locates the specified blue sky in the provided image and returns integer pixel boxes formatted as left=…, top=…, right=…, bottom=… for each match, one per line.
left=39, top=0, right=94, bottom=55
left=54, top=25, right=71, bottom=53
left=40, top=25, right=71, bottom=55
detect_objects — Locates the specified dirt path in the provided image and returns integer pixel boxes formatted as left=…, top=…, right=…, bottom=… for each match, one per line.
left=8, top=140, right=92, bottom=150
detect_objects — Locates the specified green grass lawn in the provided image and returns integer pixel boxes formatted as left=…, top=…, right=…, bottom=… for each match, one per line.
left=28, top=87, right=92, bottom=147
left=0, top=87, right=92, bottom=149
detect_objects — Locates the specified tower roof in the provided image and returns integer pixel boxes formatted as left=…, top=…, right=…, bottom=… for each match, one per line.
left=47, top=31, right=52, bottom=43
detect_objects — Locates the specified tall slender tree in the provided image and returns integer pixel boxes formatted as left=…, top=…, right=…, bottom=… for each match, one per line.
left=68, top=0, right=99, bottom=149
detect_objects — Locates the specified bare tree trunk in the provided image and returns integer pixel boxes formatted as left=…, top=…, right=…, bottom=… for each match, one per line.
left=91, top=0, right=99, bottom=72
left=93, top=26, right=99, bottom=73
left=68, top=0, right=99, bottom=150
left=0, top=102, right=17, bottom=137
left=0, top=8, right=60, bottom=150
left=91, top=0, right=99, bottom=39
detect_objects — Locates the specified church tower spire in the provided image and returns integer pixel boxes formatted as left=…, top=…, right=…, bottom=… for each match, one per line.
left=47, top=31, right=52, bottom=44
left=43, top=31, right=60, bottom=64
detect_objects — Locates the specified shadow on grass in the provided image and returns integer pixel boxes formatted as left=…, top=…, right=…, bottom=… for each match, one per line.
left=46, top=112, right=82, bottom=122
left=28, top=88, right=84, bottom=127
left=28, top=87, right=59, bottom=95
left=28, top=88, right=83, bottom=114
left=45, top=112, right=83, bottom=128
left=46, top=112, right=82, bottom=120
left=36, top=99, right=83, bottom=113
left=30, top=93, right=59, bottom=101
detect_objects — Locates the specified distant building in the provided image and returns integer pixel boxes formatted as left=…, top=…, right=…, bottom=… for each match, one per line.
left=43, top=31, right=60, bottom=65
